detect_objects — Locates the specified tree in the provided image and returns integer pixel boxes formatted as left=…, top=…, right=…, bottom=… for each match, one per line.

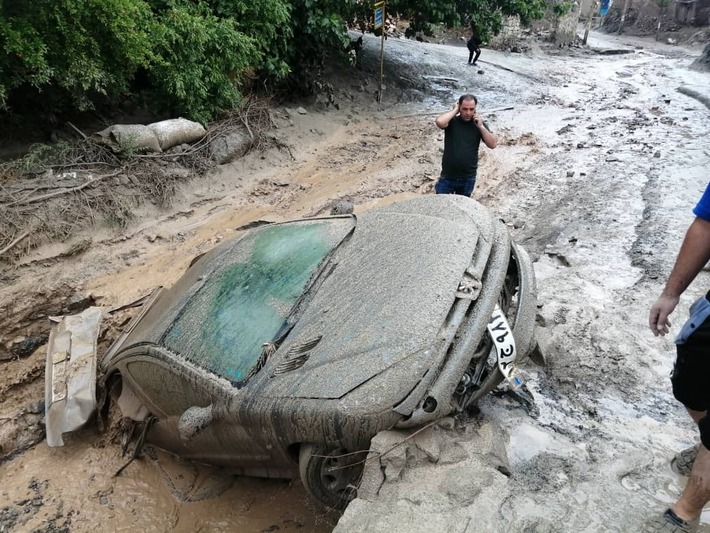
left=384, top=0, right=547, bottom=40
left=0, top=0, right=155, bottom=116
left=0, top=0, right=290, bottom=123
left=0, top=0, right=549, bottom=124
left=278, top=0, right=358, bottom=94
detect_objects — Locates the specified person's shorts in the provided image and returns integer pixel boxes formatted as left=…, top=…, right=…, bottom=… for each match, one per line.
left=435, top=175, right=476, bottom=196
left=467, top=39, right=482, bottom=51
left=671, top=292, right=710, bottom=448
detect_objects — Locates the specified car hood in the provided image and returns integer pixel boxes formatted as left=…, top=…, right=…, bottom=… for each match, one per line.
left=261, top=197, right=492, bottom=399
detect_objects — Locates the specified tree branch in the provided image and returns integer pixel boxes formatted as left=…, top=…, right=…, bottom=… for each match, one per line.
left=4, top=169, right=124, bottom=207
left=0, top=231, right=30, bottom=257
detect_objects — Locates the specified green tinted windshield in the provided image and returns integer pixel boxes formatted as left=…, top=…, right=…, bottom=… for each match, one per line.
left=163, top=219, right=352, bottom=384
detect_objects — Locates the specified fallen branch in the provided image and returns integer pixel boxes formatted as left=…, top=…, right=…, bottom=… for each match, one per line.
left=321, top=418, right=441, bottom=472
left=422, top=75, right=460, bottom=82
left=4, top=169, right=124, bottom=207
left=0, top=231, right=30, bottom=257
left=241, top=115, right=255, bottom=141
left=66, top=121, right=88, bottom=140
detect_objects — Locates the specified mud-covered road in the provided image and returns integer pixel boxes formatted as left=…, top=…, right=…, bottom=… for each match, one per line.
left=2, top=27, right=710, bottom=532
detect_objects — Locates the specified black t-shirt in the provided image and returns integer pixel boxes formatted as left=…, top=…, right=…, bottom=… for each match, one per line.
left=467, top=35, right=481, bottom=49
left=441, top=116, right=488, bottom=179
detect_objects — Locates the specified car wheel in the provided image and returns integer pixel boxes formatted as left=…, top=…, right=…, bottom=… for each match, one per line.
left=298, top=443, right=365, bottom=509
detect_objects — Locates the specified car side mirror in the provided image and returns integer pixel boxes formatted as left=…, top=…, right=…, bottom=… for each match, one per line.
left=178, top=404, right=213, bottom=441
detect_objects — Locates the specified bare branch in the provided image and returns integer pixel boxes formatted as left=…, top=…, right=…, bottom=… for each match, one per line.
left=4, top=169, right=124, bottom=207
left=0, top=231, right=30, bottom=257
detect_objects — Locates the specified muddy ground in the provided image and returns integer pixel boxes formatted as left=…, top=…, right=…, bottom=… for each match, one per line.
left=1, top=27, right=710, bottom=532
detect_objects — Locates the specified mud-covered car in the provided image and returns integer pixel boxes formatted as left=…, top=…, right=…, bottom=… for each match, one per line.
left=47, top=195, right=537, bottom=509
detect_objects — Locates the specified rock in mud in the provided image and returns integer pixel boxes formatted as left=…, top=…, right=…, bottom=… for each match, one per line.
left=330, top=200, right=355, bottom=215
left=210, top=129, right=252, bottom=165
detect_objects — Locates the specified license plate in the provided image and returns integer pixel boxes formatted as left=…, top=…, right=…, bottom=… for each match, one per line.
left=487, top=305, right=521, bottom=387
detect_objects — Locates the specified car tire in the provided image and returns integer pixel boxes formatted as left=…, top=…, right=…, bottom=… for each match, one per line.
left=298, top=443, right=364, bottom=509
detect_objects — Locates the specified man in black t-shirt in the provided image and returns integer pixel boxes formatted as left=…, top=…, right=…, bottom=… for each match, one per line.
left=434, top=94, right=498, bottom=197
left=467, top=33, right=482, bottom=65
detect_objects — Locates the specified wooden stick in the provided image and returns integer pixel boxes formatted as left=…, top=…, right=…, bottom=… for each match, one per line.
left=422, top=75, right=460, bottom=82
left=0, top=231, right=30, bottom=257
left=66, top=121, right=88, bottom=140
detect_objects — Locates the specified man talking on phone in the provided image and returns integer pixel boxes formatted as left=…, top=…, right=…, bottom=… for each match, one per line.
left=434, top=94, right=498, bottom=197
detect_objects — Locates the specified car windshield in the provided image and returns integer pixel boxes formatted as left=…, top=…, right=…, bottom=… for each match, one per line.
left=162, top=219, right=353, bottom=384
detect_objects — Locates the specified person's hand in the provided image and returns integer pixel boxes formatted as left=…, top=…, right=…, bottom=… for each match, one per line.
left=649, top=294, right=680, bottom=336
left=473, top=113, right=482, bottom=127
left=452, top=102, right=460, bottom=113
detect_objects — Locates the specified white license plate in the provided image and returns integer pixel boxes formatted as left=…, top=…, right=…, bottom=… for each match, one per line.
left=487, top=305, right=521, bottom=386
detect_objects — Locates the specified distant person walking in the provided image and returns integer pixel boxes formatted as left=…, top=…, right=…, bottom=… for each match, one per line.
left=645, top=181, right=710, bottom=533
left=467, top=28, right=482, bottom=65
left=434, top=94, right=497, bottom=197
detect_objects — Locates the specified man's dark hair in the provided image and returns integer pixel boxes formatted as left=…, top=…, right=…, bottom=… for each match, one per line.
left=458, top=94, right=478, bottom=105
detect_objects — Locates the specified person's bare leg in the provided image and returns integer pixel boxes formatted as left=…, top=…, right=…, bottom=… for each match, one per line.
left=688, top=408, right=706, bottom=424
left=672, top=443, right=710, bottom=522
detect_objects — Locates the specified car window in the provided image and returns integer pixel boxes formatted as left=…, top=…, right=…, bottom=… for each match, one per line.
left=162, top=219, right=353, bottom=385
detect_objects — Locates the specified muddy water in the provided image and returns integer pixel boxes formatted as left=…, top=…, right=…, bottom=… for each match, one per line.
left=0, top=435, right=339, bottom=532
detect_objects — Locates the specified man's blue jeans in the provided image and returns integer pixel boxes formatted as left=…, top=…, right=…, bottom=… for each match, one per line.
left=435, top=175, right=476, bottom=196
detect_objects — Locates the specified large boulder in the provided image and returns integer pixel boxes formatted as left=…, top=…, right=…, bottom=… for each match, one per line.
left=209, top=128, right=252, bottom=165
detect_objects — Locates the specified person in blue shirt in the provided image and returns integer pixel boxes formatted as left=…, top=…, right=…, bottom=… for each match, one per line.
left=434, top=94, right=498, bottom=197
left=646, top=181, right=710, bottom=532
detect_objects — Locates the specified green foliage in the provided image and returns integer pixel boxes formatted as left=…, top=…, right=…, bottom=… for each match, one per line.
left=0, top=0, right=289, bottom=122
left=4, top=142, right=74, bottom=176
left=278, top=0, right=357, bottom=93
left=206, top=0, right=291, bottom=78
left=0, top=0, right=154, bottom=113
left=0, top=0, right=547, bottom=124
left=387, top=0, right=546, bottom=39
left=552, top=1, right=574, bottom=17
left=144, top=2, right=261, bottom=122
